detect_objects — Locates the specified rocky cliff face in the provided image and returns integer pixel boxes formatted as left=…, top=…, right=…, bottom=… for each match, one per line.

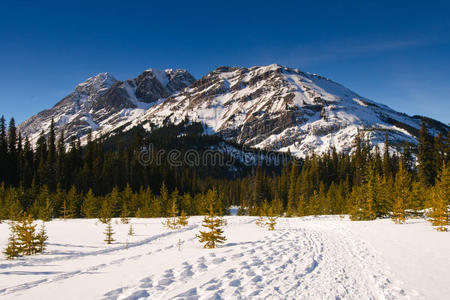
left=136, top=64, right=447, bottom=156
left=18, top=69, right=196, bottom=144
left=19, top=64, right=447, bottom=157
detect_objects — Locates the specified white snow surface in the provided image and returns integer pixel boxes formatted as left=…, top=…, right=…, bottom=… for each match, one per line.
left=0, top=216, right=448, bottom=299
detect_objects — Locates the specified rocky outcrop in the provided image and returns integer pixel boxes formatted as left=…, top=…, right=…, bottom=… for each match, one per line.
left=19, top=64, right=448, bottom=157
left=140, top=64, right=448, bottom=156
left=19, top=69, right=195, bottom=144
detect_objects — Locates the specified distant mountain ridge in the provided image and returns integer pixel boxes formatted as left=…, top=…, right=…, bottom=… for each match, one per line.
left=19, top=64, right=448, bottom=157
left=19, top=69, right=196, bottom=145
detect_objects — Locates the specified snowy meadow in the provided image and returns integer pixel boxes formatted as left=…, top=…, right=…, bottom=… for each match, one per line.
left=0, top=216, right=449, bottom=300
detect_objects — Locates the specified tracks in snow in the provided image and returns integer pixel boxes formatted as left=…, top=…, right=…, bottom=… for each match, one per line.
left=0, top=224, right=200, bottom=296
left=104, top=225, right=410, bottom=300
left=1, top=218, right=413, bottom=299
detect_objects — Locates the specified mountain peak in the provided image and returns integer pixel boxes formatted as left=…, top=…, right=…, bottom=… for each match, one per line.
left=74, top=72, right=117, bottom=95
left=19, top=68, right=195, bottom=144
left=18, top=64, right=448, bottom=157
left=144, top=64, right=448, bottom=157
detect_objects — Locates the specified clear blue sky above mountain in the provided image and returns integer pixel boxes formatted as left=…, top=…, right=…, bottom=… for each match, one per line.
left=0, top=0, right=449, bottom=124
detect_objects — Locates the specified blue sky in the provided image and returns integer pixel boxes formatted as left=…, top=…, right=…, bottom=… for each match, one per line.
left=0, top=0, right=449, bottom=124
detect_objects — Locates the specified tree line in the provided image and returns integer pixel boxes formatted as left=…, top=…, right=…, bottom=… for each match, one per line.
left=0, top=115, right=448, bottom=230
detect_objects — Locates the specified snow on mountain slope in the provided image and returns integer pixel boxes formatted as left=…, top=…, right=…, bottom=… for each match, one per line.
left=19, top=64, right=447, bottom=157
left=18, top=69, right=196, bottom=145
left=0, top=216, right=448, bottom=299
left=140, top=64, right=447, bottom=157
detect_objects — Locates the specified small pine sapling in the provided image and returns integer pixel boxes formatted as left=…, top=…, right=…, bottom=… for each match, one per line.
left=256, top=200, right=269, bottom=228
left=255, top=215, right=266, bottom=227
left=128, top=224, right=135, bottom=236
left=176, top=210, right=189, bottom=227
left=266, top=207, right=278, bottom=231
left=98, top=199, right=113, bottom=224
left=16, top=214, right=40, bottom=255
left=197, top=203, right=226, bottom=249
left=60, top=200, right=73, bottom=220
left=120, top=202, right=130, bottom=224
left=3, top=222, right=20, bottom=259
left=36, top=222, right=48, bottom=253
left=104, top=220, right=115, bottom=245
left=163, top=198, right=180, bottom=230
left=38, top=198, right=53, bottom=222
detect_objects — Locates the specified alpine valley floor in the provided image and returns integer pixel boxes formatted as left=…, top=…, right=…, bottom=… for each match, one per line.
left=0, top=216, right=449, bottom=300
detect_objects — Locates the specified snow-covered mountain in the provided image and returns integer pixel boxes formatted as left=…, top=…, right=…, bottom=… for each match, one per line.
left=19, top=64, right=448, bottom=157
left=18, top=69, right=196, bottom=145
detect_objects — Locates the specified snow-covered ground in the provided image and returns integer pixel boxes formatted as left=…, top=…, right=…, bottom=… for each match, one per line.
left=0, top=216, right=449, bottom=299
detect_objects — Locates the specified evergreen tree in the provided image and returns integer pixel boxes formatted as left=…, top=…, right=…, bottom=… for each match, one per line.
left=428, top=162, right=449, bottom=231
left=392, top=163, right=410, bottom=224
left=180, top=193, right=193, bottom=216
left=197, top=202, right=226, bottom=249
left=418, top=121, right=436, bottom=186
left=98, top=198, right=113, bottom=224
left=60, top=199, right=71, bottom=220
left=16, top=214, right=40, bottom=255
left=286, top=163, right=298, bottom=217
left=353, top=133, right=364, bottom=185
left=383, top=133, right=392, bottom=178
left=3, top=222, right=20, bottom=259
left=256, top=199, right=269, bottom=227
left=309, top=190, right=320, bottom=217
left=271, top=197, right=284, bottom=216
left=255, top=214, right=266, bottom=228
left=66, top=186, right=79, bottom=218
left=409, top=180, right=425, bottom=215
left=266, top=205, right=278, bottom=231
left=296, top=194, right=307, bottom=217
left=434, top=132, right=448, bottom=167
left=128, top=224, right=134, bottom=236
left=177, top=210, right=189, bottom=227
left=8, top=199, right=23, bottom=221
left=401, top=141, right=414, bottom=171
left=0, top=115, right=7, bottom=184
left=349, top=186, right=365, bottom=221
left=252, top=166, right=265, bottom=210
left=56, top=131, right=66, bottom=185
left=120, top=202, right=130, bottom=224
left=38, top=198, right=53, bottom=222
left=36, top=222, right=48, bottom=253
left=149, top=195, right=162, bottom=217
left=160, top=182, right=169, bottom=216
left=285, top=196, right=296, bottom=217
left=163, top=195, right=180, bottom=229
left=7, top=118, right=18, bottom=185
left=104, top=220, right=115, bottom=245
left=362, top=164, right=376, bottom=220
left=374, top=175, right=391, bottom=218
left=254, top=199, right=277, bottom=230
left=21, top=137, right=34, bottom=187
left=81, top=189, right=97, bottom=218
left=46, top=118, right=57, bottom=191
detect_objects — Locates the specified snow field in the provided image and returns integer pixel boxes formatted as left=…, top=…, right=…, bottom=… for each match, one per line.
left=0, top=216, right=449, bottom=299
